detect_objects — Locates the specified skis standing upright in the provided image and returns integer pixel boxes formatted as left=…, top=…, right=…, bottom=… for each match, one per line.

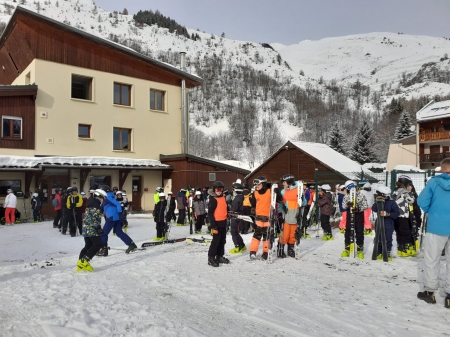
left=294, top=181, right=304, bottom=259
left=419, top=213, right=428, bottom=252
left=349, top=188, right=357, bottom=258
left=371, top=196, right=388, bottom=262
left=409, top=204, right=419, bottom=251
left=267, top=184, right=278, bottom=264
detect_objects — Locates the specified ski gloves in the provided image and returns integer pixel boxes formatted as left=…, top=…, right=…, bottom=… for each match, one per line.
left=211, top=228, right=219, bottom=235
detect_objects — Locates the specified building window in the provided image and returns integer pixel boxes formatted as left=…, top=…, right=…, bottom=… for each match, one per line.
left=71, top=74, right=93, bottom=100
left=0, top=180, right=21, bottom=196
left=78, top=124, right=91, bottom=138
left=89, top=176, right=111, bottom=190
left=2, top=116, right=22, bottom=139
left=150, top=89, right=165, bottom=111
left=113, top=127, right=131, bottom=151
left=209, top=173, right=216, bottom=181
left=114, top=82, right=131, bottom=106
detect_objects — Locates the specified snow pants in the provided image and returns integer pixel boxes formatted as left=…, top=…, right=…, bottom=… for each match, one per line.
left=320, top=214, right=332, bottom=236
left=241, top=206, right=251, bottom=234
left=177, top=209, right=186, bottom=225
left=208, top=221, right=227, bottom=258
left=422, top=233, right=450, bottom=293
left=156, top=221, right=166, bottom=238
left=377, top=222, right=394, bottom=253
left=195, top=213, right=206, bottom=232
left=166, top=207, right=176, bottom=223
left=394, top=217, right=411, bottom=246
left=344, top=211, right=364, bottom=247
left=249, top=221, right=270, bottom=253
left=101, top=220, right=132, bottom=246
left=363, top=208, right=372, bottom=230
left=53, top=210, right=61, bottom=228
left=280, top=223, right=297, bottom=245
left=5, top=207, right=15, bottom=224
left=339, top=211, right=347, bottom=229
left=230, top=218, right=245, bottom=248
left=79, top=236, right=103, bottom=260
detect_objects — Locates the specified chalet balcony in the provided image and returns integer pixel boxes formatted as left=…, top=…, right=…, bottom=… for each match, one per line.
left=419, top=152, right=450, bottom=163
left=419, top=131, right=450, bottom=142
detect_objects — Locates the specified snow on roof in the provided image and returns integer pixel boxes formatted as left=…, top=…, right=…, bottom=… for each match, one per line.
left=291, top=141, right=368, bottom=174
left=0, top=155, right=170, bottom=169
left=362, top=163, right=387, bottom=170
left=392, top=164, right=424, bottom=172
left=416, top=100, right=450, bottom=122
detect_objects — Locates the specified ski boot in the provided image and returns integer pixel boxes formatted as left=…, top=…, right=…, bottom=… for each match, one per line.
left=229, top=246, right=242, bottom=254
left=261, top=252, right=268, bottom=260
left=249, top=252, right=257, bottom=260
left=363, top=229, right=373, bottom=236
left=76, top=256, right=93, bottom=272
left=341, top=245, right=350, bottom=257
left=339, top=228, right=345, bottom=234
left=406, top=243, right=417, bottom=257
left=357, top=245, right=364, bottom=259
left=239, top=245, right=247, bottom=253
left=417, top=291, right=436, bottom=304
left=277, top=243, right=286, bottom=258
left=208, top=256, right=219, bottom=267
left=218, top=256, right=230, bottom=264
left=126, top=242, right=137, bottom=254
left=97, top=245, right=109, bottom=257
left=446, top=294, right=450, bottom=308
left=322, top=233, right=334, bottom=241
left=287, top=244, right=295, bottom=258
left=195, top=231, right=202, bottom=234
left=377, top=251, right=392, bottom=261
left=397, top=244, right=409, bottom=257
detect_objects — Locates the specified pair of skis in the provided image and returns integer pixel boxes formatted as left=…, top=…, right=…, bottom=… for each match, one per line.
left=294, top=181, right=304, bottom=259
left=348, top=188, right=357, bottom=258
left=267, top=184, right=278, bottom=264
left=371, top=196, right=389, bottom=262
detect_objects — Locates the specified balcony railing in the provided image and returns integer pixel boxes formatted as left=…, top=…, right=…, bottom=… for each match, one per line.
left=419, top=152, right=450, bottom=163
left=419, top=131, right=450, bottom=142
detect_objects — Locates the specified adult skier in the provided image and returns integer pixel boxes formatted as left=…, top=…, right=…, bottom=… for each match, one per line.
left=176, top=188, right=188, bottom=226
left=341, top=180, right=368, bottom=259
left=392, top=175, right=415, bottom=257
left=166, top=192, right=176, bottom=223
left=229, top=182, right=246, bottom=254
left=4, top=189, right=17, bottom=226
left=152, top=193, right=168, bottom=241
left=361, top=183, right=374, bottom=235
left=66, top=187, right=83, bottom=236
left=192, top=191, right=207, bottom=234
left=207, top=181, right=229, bottom=267
left=318, top=184, right=333, bottom=241
left=371, top=186, right=400, bottom=261
left=31, top=192, right=41, bottom=223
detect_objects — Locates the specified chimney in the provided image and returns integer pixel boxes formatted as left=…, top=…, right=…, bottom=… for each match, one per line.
left=180, top=51, right=186, bottom=72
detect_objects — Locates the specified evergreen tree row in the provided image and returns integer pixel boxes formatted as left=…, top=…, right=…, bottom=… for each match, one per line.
left=133, top=10, right=190, bottom=38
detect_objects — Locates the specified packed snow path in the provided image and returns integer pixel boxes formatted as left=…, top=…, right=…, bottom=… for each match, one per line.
left=0, top=217, right=449, bottom=336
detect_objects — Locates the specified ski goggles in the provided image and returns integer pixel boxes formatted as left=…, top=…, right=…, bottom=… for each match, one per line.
left=253, top=178, right=267, bottom=185
left=215, top=187, right=224, bottom=192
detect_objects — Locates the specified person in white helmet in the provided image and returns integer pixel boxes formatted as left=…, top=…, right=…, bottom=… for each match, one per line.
left=152, top=193, right=168, bottom=241
left=31, top=192, right=41, bottom=223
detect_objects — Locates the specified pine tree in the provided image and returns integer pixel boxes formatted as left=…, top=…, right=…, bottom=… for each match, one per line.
left=393, top=110, right=413, bottom=141
left=350, top=120, right=378, bottom=164
left=328, top=122, right=347, bottom=155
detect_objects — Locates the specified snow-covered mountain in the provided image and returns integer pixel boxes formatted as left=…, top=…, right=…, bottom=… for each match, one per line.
left=1, top=0, right=449, bottom=168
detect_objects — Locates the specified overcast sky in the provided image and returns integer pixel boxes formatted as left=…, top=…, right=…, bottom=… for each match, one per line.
left=95, top=0, right=450, bottom=45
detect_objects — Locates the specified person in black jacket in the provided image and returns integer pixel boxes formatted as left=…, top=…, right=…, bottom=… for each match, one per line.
left=229, top=183, right=247, bottom=254
left=192, top=191, right=207, bottom=234
left=166, top=192, right=176, bottom=223
left=31, top=193, right=41, bottom=223
left=153, top=193, right=168, bottom=241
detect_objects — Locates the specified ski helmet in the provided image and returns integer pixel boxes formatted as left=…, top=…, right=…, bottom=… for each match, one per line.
left=397, top=175, right=413, bottom=187
left=80, top=191, right=86, bottom=196
left=67, top=187, right=73, bottom=192
left=94, top=189, right=107, bottom=198
left=89, top=189, right=95, bottom=194
left=116, top=191, right=123, bottom=196
left=376, top=185, right=391, bottom=197
left=363, top=183, right=371, bottom=191
left=253, top=176, right=267, bottom=186
left=321, top=184, right=331, bottom=191
left=242, top=183, right=249, bottom=189
left=344, top=180, right=356, bottom=190
left=32, top=192, right=38, bottom=197
left=168, top=191, right=173, bottom=195
left=232, top=183, right=244, bottom=193
left=158, top=193, right=165, bottom=198
left=99, top=185, right=111, bottom=192
left=195, top=191, right=202, bottom=196
left=71, top=187, right=78, bottom=192
left=213, top=181, right=225, bottom=190
left=113, top=186, right=118, bottom=191
left=281, top=174, right=295, bottom=185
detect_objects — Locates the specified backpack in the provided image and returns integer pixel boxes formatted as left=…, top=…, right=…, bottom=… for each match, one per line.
left=52, top=197, right=59, bottom=208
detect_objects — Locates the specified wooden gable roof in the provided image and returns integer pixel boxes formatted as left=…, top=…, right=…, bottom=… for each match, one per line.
left=0, top=6, right=202, bottom=87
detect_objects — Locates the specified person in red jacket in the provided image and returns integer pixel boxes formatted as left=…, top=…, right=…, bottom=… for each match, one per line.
left=53, top=189, right=62, bottom=229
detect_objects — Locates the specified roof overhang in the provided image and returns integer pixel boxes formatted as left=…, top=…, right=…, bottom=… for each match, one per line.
left=0, top=85, right=38, bottom=98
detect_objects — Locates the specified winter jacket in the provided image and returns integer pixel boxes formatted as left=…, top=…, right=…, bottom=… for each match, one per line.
left=154, top=192, right=160, bottom=205
left=207, top=189, right=228, bottom=227
left=360, top=189, right=374, bottom=209
left=372, top=198, right=400, bottom=229
left=82, top=198, right=103, bottom=237
left=318, top=191, right=333, bottom=216
left=230, top=193, right=244, bottom=214
left=337, top=191, right=346, bottom=212
left=153, top=200, right=167, bottom=223
left=102, top=191, right=123, bottom=221
left=31, top=196, right=41, bottom=211
left=417, top=173, right=450, bottom=236
left=167, top=197, right=176, bottom=210
left=4, top=193, right=17, bottom=208
left=281, top=182, right=300, bottom=224
left=342, top=190, right=368, bottom=212
left=307, top=190, right=315, bottom=206
left=81, top=197, right=88, bottom=213
left=193, top=197, right=207, bottom=216
left=392, top=187, right=414, bottom=218
left=66, top=193, right=83, bottom=210
left=53, top=193, right=62, bottom=211
left=116, top=196, right=129, bottom=213
left=243, top=190, right=251, bottom=207
left=177, top=191, right=187, bottom=210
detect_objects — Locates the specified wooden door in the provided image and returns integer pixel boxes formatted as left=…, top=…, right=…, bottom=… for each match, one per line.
left=443, top=146, right=449, bottom=154
left=39, top=176, right=68, bottom=218
left=131, top=176, right=142, bottom=211
left=430, top=145, right=440, bottom=154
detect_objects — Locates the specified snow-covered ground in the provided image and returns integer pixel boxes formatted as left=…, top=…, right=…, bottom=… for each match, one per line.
left=1, top=216, right=449, bottom=336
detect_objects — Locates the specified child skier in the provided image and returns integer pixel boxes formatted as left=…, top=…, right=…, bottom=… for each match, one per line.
left=76, top=190, right=105, bottom=272
left=31, top=192, right=41, bottom=223
left=166, top=192, right=176, bottom=223
left=176, top=189, right=188, bottom=226
left=192, top=190, right=207, bottom=234
left=372, top=186, right=400, bottom=261
left=318, top=184, right=333, bottom=241
left=337, top=185, right=347, bottom=233
left=341, top=180, right=369, bottom=259
left=361, top=183, right=374, bottom=235
left=152, top=193, right=168, bottom=241
left=392, top=175, right=416, bottom=257
left=229, top=183, right=247, bottom=254
left=207, top=181, right=229, bottom=267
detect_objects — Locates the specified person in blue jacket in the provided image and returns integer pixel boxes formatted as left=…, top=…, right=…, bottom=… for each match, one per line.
left=417, top=158, right=450, bottom=307
left=372, top=185, right=399, bottom=261
left=97, top=185, right=137, bottom=256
